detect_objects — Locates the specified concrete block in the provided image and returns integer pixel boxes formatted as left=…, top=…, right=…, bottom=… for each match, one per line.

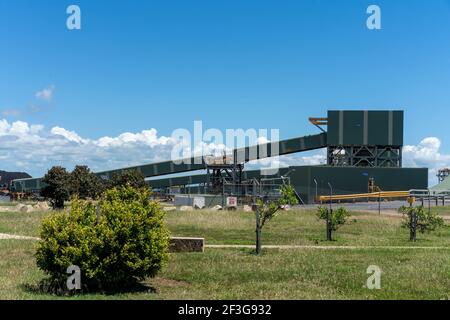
left=170, top=237, right=204, bottom=253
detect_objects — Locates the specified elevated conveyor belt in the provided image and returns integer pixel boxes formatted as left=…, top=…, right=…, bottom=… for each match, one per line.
left=11, top=132, right=327, bottom=192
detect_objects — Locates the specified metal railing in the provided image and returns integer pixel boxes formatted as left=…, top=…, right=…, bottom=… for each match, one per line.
left=318, top=188, right=450, bottom=205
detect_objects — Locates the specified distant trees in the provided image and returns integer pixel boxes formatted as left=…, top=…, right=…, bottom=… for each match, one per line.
left=41, top=167, right=72, bottom=209
left=108, top=169, right=148, bottom=190
left=70, top=165, right=104, bottom=200
left=41, top=166, right=148, bottom=209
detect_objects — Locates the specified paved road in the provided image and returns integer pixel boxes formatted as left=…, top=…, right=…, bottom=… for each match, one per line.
left=301, top=200, right=450, bottom=213
left=206, top=244, right=450, bottom=250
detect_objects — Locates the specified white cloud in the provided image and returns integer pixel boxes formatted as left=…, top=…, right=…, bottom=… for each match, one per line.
left=0, top=118, right=182, bottom=177
left=51, top=127, right=87, bottom=144
left=403, top=137, right=450, bottom=185
left=1, top=109, right=22, bottom=117
left=9, top=121, right=30, bottom=136
left=0, top=117, right=447, bottom=187
left=35, top=85, right=55, bottom=102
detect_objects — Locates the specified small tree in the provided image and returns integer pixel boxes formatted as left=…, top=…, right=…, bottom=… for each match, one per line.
left=70, top=165, right=104, bottom=200
left=399, top=205, right=444, bottom=241
left=108, top=169, right=148, bottom=190
left=254, top=184, right=299, bottom=254
left=41, top=166, right=71, bottom=209
left=316, top=206, right=350, bottom=241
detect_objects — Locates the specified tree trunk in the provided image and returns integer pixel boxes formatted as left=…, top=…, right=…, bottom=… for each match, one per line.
left=326, top=210, right=332, bottom=241
left=410, top=211, right=417, bottom=242
left=256, top=226, right=262, bottom=255
left=255, top=208, right=262, bottom=254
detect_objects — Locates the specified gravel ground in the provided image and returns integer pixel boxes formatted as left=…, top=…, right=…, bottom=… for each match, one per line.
left=0, top=233, right=40, bottom=241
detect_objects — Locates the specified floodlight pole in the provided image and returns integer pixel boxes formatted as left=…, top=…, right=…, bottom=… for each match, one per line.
left=313, top=178, right=318, bottom=203
left=378, top=192, right=381, bottom=215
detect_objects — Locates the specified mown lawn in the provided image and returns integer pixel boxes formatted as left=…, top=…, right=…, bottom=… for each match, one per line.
left=165, top=208, right=450, bottom=247
left=1, top=204, right=450, bottom=299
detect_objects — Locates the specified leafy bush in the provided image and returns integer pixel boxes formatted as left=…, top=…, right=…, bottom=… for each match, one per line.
left=316, top=206, right=351, bottom=241
left=399, top=205, right=444, bottom=241
left=35, top=186, right=170, bottom=291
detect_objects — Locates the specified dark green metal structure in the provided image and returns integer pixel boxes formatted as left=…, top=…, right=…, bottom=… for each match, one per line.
left=11, top=132, right=327, bottom=192
left=11, top=110, right=428, bottom=203
left=327, top=110, right=403, bottom=167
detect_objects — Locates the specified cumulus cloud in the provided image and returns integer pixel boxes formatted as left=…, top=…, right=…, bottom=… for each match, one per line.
left=51, top=127, right=87, bottom=144
left=403, top=137, right=450, bottom=185
left=0, top=118, right=181, bottom=177
left=0, top=117, right=447, bottom=187
left=35, top=85, right=55, bottom=102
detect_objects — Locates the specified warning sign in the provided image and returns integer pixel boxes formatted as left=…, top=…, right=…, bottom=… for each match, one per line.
left=226, top=197, right=237, bottom=208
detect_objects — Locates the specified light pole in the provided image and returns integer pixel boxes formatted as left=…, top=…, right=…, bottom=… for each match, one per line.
left=313, top=178, right=318, bottom=203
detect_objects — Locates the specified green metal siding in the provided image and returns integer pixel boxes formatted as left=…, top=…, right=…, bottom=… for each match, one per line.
left=327, top=110, right=403, bottom=146
left=290, top=166, right=427, bottom=203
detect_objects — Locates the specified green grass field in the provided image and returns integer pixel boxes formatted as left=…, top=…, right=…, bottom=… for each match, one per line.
left=1, top=204, right=450, bottom=300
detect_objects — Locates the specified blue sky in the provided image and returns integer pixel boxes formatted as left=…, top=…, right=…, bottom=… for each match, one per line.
left=1, top=0, right=450, bottom=181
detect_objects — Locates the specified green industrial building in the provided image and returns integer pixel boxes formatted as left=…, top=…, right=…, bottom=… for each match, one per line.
left=11, top=110, right=428, bottom=204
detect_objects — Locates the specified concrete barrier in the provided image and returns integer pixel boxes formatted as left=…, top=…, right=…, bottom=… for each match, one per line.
left=170, top=237, right=204, bottom=253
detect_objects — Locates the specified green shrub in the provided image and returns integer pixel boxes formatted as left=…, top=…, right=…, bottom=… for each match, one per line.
left=399, top=205, right=444, bottom=241
left=316, top=206, right=351, bottom=241
left=35, top=186, right=170, bottom=291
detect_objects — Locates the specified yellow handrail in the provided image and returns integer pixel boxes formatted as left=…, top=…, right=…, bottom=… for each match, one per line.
left=318, top=191, right=409, bottom=202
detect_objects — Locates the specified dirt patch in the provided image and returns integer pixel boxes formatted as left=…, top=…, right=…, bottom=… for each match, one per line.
left=150, top=277, right=190, bottom=288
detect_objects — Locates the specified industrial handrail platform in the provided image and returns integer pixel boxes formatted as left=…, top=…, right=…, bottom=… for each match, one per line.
left=318, top=191, right=410, bottom=202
